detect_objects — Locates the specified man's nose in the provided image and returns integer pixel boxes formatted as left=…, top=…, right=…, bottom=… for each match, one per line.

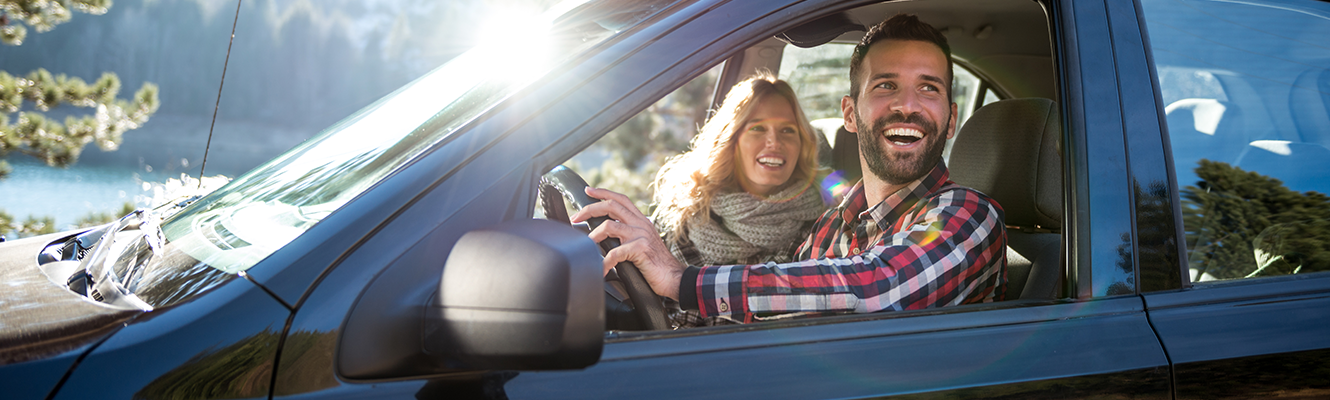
left=889, top=90, right=922, bottom=115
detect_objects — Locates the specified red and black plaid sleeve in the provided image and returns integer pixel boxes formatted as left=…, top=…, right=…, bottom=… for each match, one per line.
left=689, top=163, right=1007, bottom=322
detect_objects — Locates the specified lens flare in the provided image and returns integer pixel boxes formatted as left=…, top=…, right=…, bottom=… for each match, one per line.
left=820, top=170, right=853, bottom=203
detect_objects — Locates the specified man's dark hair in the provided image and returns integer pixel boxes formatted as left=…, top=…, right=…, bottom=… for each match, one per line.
left=848, top=14, right=953, bottom=102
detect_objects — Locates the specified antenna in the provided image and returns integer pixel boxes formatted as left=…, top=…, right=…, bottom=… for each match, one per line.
left=198, top=0, right=243, bottom=188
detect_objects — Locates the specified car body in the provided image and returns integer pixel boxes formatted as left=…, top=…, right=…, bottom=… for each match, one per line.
left=1, top=0, right=1327, bottom=398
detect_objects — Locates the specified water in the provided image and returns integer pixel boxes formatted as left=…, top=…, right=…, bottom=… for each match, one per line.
left=0, top=157, right=167, bottom=230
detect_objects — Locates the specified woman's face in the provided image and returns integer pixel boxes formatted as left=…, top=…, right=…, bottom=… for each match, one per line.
left=735, top=94, right=803, bottom=197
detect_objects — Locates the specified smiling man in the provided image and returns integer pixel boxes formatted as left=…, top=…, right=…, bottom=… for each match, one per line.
left=573, top=14, right=1007, bottom=323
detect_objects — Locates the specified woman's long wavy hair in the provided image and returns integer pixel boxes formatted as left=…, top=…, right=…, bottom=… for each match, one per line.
left=651, top=73, right=820, bottom=245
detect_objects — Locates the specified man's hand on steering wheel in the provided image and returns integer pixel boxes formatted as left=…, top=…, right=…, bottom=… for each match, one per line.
left=570, top=187, right=687, bottom=301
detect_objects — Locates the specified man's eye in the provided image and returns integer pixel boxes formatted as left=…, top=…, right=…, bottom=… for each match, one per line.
left=875, top=82, right=896, bottom=90
left=921, top=84, right=939, bottom=92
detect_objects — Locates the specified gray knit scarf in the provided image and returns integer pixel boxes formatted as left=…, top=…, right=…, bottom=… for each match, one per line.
left=666, top=182, right=826, bottom=266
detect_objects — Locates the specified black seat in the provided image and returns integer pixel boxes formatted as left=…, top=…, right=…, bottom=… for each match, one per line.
left=831, top=125, right=863, bottom=186
left=948, top=98, right=1063, bottom=300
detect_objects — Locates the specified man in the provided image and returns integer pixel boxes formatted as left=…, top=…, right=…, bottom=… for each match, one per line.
left=571, top=14, right=1006, bottom=323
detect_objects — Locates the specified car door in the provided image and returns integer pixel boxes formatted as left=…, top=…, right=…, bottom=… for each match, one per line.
left=268, top=0, right=1176, bottom=398
left=1129, top=0, right=1330, bottom=398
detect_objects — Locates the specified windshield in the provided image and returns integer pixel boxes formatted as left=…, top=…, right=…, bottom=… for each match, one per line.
left=150, top=0, right=682, bottom=278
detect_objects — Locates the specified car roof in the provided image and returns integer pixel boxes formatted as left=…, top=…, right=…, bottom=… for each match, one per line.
left=774, top=0, right=1054, bottom=100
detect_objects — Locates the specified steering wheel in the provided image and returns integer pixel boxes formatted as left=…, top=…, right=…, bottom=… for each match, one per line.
left=539, top=165, right=670, bottom=331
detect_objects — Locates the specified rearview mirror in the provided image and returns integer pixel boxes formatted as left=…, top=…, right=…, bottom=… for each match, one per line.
left=425, top=219, right=604, bottom=370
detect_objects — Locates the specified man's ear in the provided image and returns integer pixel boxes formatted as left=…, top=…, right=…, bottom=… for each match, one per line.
left=842, top=95, right=858, bottom=133
left=946, top=102, right=959, bottom=139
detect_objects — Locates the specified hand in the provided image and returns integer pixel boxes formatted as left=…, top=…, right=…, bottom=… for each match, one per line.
left=569, top=187, right=686, bottom=300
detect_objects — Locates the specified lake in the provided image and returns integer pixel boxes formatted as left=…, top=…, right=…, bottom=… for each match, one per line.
left=0, top=157, right=168, bottom=230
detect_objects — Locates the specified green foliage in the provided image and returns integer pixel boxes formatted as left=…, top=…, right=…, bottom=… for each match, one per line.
left=0, top=0, right=111, bottom=46
left=73, top=201, right=135, bottom=227
left=0, top=210, right=55, bottom=237
left=1181, top=160, right=1330, bottom=280
left=593, top=69, right=716, bottom=171
left=0, top=201, right=135, bottom=238
left=0, top=0, right=160, bottom=238
left=781, top=53, right=850, bottom=121
left=0, top=68, right=161, bottom=178
left=574, top=153, right=665, bottom=214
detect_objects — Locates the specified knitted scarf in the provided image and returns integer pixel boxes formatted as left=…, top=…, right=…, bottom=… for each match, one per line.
left=666, top=182, right=826, bottom=266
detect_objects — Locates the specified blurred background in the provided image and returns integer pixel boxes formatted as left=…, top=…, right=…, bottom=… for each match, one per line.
left=0, top=0, right=555, bottom=234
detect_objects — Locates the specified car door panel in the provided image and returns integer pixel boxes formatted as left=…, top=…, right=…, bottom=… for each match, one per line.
left=1144, top=274, right=1330, bottom=399
left=502, top=298, right=1168, bottom=399
left=51, top=278, right=289, bottom=399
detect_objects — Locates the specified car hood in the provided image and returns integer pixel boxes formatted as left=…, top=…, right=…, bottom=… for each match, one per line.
left=0, top=233, right=138, bottom=365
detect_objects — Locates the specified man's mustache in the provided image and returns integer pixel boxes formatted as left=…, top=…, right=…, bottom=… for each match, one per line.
left=871, top=112, right=938, bottom=136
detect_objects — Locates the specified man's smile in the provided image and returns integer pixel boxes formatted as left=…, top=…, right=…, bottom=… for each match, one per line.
left=884, top=127, right=924, bottom=146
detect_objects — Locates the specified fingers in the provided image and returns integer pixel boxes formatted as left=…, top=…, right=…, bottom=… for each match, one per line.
left=602, top=237, right=683, bottom=300
left=586, top=217, right=645, bottom=245
left=569, top=187, right=649, bottom=227
left=566, top=186, right=682, bottom=300
left=584, top=186, right=637, bottom=211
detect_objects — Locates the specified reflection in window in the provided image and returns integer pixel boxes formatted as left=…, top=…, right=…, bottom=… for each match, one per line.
left=1142, top=0, right=1330, bottom=282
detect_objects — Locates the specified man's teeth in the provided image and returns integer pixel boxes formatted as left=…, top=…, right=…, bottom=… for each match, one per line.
left=884, top=128, right=923, bottom=138
left=885, top=128, right=923, bottom=145
left=758, top=157, right=785, bottom=167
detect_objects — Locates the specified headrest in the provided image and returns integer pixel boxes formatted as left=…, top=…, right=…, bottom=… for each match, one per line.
left=831, top=125, right=863, bottom=184
left=949, top=98, right=1062, bottom=229
left=1235, top=140, right=1330, bottom=194
left=1290, top=68, right=1330, bottom=146
left=1165, top=98, right=1228, bottom=136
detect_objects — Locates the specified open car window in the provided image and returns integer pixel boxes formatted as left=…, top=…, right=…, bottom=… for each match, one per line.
left=547, top=0, right=1062, bottom=334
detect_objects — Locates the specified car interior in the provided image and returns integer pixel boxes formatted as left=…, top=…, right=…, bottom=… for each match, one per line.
left=545, top=0, right=1065, bottom=331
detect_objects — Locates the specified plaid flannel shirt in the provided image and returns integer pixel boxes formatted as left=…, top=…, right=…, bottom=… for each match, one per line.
left=678, top=162, right=1006, bottom=322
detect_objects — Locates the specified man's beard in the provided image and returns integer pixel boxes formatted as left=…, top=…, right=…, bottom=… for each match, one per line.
left=856, top=111, right=950, bottom=186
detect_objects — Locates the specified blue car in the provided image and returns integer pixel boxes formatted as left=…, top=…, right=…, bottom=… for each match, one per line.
left=2, top=0, right=1328, bottom=398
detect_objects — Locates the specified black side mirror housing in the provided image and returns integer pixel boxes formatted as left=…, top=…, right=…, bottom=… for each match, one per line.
left=425, top=219, right=604, bottom=370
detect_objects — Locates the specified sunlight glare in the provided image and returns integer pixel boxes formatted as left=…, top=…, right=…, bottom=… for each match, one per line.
left=471, top=1, right=583, bottom=82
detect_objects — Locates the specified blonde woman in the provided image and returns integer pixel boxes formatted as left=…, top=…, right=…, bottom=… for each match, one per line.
left=651, top=73, right=826, bottom=268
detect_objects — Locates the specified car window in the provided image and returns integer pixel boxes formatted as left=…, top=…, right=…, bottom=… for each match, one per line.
left=552, top=0, right=1060, bottom=334
left=1141, top=0, right=1330, bottom=282
left=778, top=43, right=1000, bottom=162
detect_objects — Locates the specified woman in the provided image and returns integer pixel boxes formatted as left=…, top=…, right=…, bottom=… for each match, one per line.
left=651, top=73, right=826, bottom=268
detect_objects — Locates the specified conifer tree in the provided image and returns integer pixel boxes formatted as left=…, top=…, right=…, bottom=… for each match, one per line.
left=1, top=0, right=160, bottom=237
left=1181, top=160, right=1330, bottom=280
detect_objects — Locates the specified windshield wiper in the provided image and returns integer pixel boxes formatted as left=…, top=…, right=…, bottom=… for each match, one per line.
left=71, top=209, right=163, bottom=311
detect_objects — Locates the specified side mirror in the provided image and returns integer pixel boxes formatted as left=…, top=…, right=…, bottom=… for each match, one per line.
left=425, top=219, right=604, bottom=370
